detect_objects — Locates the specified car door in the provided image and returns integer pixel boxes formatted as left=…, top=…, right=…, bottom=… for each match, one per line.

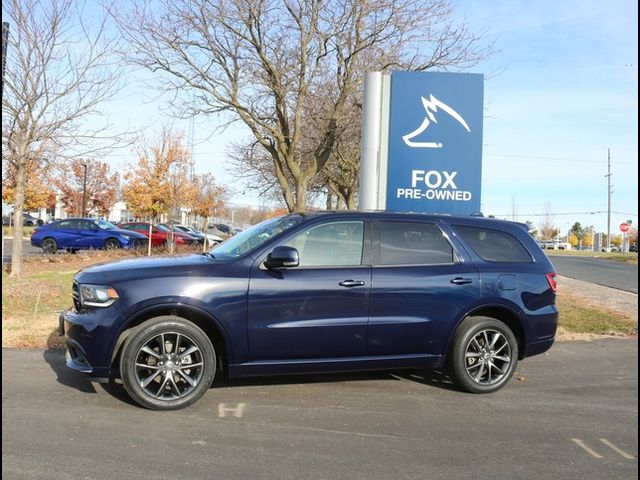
left=53, top=219, right=80, bottom=249
left=368, top=220, right=480, bottom=356
left=73, top=220, right=102, bottom=248
left=247, top=220, right=370, bottom=360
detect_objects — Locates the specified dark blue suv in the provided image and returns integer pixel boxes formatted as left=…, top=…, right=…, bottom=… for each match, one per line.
left=60, top=212, right=558, bottom=410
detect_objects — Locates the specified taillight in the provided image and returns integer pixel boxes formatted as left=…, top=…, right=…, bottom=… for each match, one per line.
left=546, top=272, right=558, bottom=293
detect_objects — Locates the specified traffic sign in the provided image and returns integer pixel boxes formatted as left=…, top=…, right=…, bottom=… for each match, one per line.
left=620, top=222, right=630, bottom=233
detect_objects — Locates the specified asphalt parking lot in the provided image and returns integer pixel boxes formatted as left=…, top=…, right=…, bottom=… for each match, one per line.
left=2, top=339, right=637, bottom=480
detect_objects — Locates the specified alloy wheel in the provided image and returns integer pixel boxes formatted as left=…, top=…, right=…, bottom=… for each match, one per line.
left=134, top=332, right=205, bottom=400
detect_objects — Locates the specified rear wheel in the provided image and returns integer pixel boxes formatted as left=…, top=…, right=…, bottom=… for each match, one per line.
left=120, top=316, right=216, bottom=410
left=42, top=237, right=57, bottom=254
left=449, top=317, right=518, bottom=393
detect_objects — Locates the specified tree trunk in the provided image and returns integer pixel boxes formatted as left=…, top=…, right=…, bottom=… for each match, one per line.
left=326, top=190, right=334, bottom=210
left=10, top=161, right=27, bottom=277
left=294, top=178, right=308, bottom=212
left=346, top=194, right=357, bottom=210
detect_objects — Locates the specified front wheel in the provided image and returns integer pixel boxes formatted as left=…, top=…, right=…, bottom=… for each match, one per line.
left=42, top=237, right=58, bottom=254
left=104, top=238, right=120, bottom=250
left=449, top=317, right=518, bottom=394
left=120, top=316, right=216, bottom=410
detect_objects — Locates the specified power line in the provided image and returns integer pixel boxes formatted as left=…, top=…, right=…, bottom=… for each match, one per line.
left=490, top=210, right=637, bottom=217
left=484, top=152, right=637, bottom=165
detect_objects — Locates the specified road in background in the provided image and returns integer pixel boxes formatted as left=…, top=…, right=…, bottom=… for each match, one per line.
left=2, top=238, right=44, bottom=264
left=2, top=340, right=637, bottom=480
left=548, top=254, right=638, bottom=293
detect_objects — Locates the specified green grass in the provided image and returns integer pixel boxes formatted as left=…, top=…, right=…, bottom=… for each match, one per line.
left=557, top=295, right=637, bottom=335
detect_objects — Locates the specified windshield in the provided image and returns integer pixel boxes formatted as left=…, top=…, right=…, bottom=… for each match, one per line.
left=96, top=220, right=119, bottom=230
left=210, top=214, right=305, bottom=258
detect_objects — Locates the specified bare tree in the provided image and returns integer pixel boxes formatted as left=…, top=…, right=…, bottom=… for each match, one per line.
left=115, top=0, right=491, bottom=212
left=539, top=201, right=558, bottom=241
left=2, top=0, right=124, bottom=276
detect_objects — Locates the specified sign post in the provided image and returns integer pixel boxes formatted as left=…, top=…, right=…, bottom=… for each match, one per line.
left=619, top=222, right=630, bottom=253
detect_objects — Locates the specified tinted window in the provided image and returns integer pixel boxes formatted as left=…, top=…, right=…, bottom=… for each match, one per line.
left=212, top=215, right=305, bottom=258
left=285, top=221, right=364, bottom=267
left=76, top=220, right=95, bottom=230
left=376, top=222, right=454, bottom=265
left=96, top=220, right=117, bottom=230
left=58, top=220, right=78, bottom=229
left=454, top=225, right=532, bottom=263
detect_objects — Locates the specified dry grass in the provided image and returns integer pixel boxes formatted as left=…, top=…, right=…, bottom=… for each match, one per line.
left=2, top=247, right=204, bottom=348
left=546, top=249, right=638, bottom=264
left=2, top=270, right=72, bottom=348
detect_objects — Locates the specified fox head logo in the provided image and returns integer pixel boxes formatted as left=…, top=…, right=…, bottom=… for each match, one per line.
left=402, top=95, right=470, bottom=148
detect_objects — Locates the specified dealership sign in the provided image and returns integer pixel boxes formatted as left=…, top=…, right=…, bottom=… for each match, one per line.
left=359, top=71, right=484, bottom=215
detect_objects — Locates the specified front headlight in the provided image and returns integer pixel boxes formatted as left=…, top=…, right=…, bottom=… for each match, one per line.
left=79, top=284, right=119, bottom=308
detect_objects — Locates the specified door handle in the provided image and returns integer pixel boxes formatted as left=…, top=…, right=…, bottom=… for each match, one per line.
left=339, top=280, right=366, bottom=288
left=450, top=277, right=473, bottom=285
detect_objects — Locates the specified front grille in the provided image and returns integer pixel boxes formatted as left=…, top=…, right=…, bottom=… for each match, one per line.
left=72, top=281, right=81, bottom=311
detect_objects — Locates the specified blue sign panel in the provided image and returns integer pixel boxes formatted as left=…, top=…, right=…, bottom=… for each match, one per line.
left=385, top=71, right=483, bottom=214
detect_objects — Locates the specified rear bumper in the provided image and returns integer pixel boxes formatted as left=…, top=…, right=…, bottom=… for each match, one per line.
left=522, top=306, right=558, bottom=358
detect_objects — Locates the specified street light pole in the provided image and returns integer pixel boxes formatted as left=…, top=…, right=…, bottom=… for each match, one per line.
left=605, top=148, right=612, bottom=252
left=81, top=163, right=88, bottom=217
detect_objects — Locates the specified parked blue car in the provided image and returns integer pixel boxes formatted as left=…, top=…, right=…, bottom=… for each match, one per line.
left=60, top=211, right=558, bottom=410
left=31, top=218, right=148, bottom=253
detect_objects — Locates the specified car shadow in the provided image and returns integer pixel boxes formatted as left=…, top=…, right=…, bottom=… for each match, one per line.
left=391, top=369, right=463, bottom=392
left=43, top=331, right=460, bottom=406
left=42, top=327, right=140, bottom=405
left=43, top=328, right=97, bottom=394
left=214, top=368, right=462, bottom=393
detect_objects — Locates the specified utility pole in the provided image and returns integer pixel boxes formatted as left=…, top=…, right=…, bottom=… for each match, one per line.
left=605, top=149, right=612, bottom=252
left=81, top=163, right=88, bottom=217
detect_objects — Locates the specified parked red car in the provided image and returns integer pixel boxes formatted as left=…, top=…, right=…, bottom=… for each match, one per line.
left=117, top=222, right=199, bottom=247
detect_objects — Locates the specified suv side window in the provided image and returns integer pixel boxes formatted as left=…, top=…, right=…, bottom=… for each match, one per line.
left=284, top=221, right=364, bottom=267
left=454, top=225, right=532, bottom=263
left=376, top=221, right=454, bottom=265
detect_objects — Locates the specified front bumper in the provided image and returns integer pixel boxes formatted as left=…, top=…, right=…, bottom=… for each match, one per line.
left=59, top=306, right=125, bottom=378
left=122, top=237, right=147, bottom=249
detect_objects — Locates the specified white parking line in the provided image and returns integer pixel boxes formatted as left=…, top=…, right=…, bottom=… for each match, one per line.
left=218, top=402, right=246, bottom=418
left=571, top=438, right=603, bottom=459
left=599, top=438, right=636, bottom=460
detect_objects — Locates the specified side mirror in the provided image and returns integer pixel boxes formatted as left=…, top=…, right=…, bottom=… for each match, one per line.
left=264, top=246, right=299, bottom=269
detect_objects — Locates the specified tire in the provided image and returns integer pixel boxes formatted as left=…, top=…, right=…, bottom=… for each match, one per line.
left=104, top=238, right=120, bottom=250
left=42, top=237, right=58, bottom=254
left=449, top=316, right=518, bottom=394
left=119, top=316, right=216, bottom=410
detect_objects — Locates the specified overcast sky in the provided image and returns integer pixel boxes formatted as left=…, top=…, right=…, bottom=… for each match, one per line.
left=92, top=0, right=638, bottom=233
